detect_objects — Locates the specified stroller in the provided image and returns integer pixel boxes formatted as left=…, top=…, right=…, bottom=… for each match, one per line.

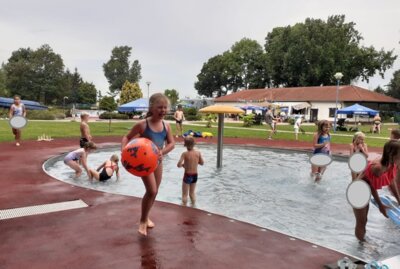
left=336, top=118, right=347, bottom=131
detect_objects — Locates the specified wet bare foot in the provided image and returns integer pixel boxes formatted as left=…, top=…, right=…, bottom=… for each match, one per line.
left=138, top=222, right=147, bottom=236
left=147, top=219, right=155, bottom=228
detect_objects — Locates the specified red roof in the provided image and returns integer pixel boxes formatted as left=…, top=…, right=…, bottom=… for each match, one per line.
left=214, top=85, right=400, bottom=103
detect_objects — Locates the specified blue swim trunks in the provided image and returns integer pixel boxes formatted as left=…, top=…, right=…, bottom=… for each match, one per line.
left=183, top=173, right=198, bottom=184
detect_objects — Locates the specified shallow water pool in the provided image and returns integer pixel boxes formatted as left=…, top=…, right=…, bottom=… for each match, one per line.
left=44, top=144, right=400, bottom=261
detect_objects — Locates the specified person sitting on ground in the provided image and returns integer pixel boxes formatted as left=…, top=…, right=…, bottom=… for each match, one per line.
left=89, top=154, right=120, bottom=182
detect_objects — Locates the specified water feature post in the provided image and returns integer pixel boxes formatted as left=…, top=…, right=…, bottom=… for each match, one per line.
left=217, top=113, right=224, bottom=168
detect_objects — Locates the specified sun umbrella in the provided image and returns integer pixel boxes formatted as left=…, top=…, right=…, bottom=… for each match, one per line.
left=199, top=105, right=244, bottom=168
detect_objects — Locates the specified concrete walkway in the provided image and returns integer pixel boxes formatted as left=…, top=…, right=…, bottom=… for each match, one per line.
left=0, top=137, right=375, bottom=269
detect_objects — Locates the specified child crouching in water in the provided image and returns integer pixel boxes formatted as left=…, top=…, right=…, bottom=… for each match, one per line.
left=89, top=154, right=120, bottom=182
left=64, top=141, right=97, bottom=179
left=177, top=137, right=204, bottom=205
left=353, top=140, right=400, bottom=241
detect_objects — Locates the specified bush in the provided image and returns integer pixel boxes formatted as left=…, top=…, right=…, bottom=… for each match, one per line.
left=184, top=107, right=202, bottom=121
left=26, top=110, right=56, bottom=120
left=0, top=108, right=8, bottom=118
left=204, top=113, right=217, bottom=128
left=288, top=118, right=295, bottom=125
left=240, top=114, right=255, bottom=127
left=99, top=112, right=129, bottom=120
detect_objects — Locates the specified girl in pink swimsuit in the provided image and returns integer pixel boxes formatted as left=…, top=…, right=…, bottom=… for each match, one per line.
left=353, top=140, right=400, bottom=241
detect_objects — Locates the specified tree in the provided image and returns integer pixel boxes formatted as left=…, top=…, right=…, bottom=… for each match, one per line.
left=120, top=81, right=143, bottom=104
left=265, top=15, right=396, bottom=87
left=4, top=44, right=65, bottom=104
left=78, top=82, right=97, bottom=105
left=164, top=89, right=179, bottom=107
left=0, top=65, right=9, bottom=96
left=374, top=86, right=386, bottom=95
left=99, top=96, right=117, bottom=132
left=195, top=38, right=270, bottom=97
left=387, top=69, right=400, bottom=99
left=195, top=54, right=230, bottom=97
left=103, top=46, right=142, bottom=96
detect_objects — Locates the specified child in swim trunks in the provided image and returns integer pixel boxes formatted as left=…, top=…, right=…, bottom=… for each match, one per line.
left=89, top=154, right=120, bottom=182
left=177, top=136, right=204, bottom=205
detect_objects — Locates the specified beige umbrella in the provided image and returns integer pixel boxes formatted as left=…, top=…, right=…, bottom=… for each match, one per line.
left=199, top=105, right=244, bottom=168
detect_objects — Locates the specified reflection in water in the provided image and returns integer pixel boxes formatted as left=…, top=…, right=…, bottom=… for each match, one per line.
left=139, top=237, right=160, bottom=269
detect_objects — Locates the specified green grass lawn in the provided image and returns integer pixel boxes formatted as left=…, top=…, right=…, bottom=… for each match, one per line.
left=0, top=119, right=395, bottom=148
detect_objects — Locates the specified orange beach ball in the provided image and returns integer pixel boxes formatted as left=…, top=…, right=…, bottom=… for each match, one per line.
left=121, top=138, right=160, bottom=177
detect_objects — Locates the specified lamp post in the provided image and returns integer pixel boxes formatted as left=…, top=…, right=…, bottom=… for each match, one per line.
left=333, top=72, right=343, bottom=132
left=63, top=96, right=69, bottom=116
left=146, top=81, right=151, bottom=99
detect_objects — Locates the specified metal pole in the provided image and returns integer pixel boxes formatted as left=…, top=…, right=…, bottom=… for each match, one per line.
left=333, top=79, right=339, bottom=132
left=217, top=113, right=224, bottom=168
left=146, top=81, right=151, bottom=99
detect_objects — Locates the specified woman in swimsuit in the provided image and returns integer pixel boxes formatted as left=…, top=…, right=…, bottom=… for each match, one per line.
left=89, top=154, right=120, bottom=182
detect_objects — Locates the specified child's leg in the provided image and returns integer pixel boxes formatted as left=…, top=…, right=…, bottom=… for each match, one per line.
left=182, top=181, right=189, bottom=205
left=88, top=169, right=100, bottom=181
left=139, top=174, right=158, bottom=236
left=189, top=183, right=196, bottom=204
left=66, top=161, right=82, bottom=178
left=142, top=163, right=163, bottom=231
left=353, top=205, right=369, bottom=241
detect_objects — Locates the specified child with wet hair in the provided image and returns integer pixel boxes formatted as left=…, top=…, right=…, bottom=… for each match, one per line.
left=177, top=136, right=204, bottom=205
left=89, top=154, right=120, bottom=182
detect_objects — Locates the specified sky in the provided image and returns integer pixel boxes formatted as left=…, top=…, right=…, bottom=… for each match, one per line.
left=1, top=0, right=399, bottom=99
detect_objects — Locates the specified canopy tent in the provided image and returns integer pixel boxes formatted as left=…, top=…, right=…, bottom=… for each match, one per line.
left=118, top=98, right=149, bottom=113
left=238, top=104, right=267, bottom=111
left=0, top=97, right=47, bottom=110
left=336, top=103, right=378, bottom=116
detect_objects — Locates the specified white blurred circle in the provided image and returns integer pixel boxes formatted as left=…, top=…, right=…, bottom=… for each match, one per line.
left=348, top=152, right=368, bottom=173
left=9, top=116, right=27, bottom=129
left=309, top=154, right=332, bottom=167
left=346, top=180, right=371, bottom=209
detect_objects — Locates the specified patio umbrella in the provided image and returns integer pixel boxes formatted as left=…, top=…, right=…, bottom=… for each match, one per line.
left=118, top=98, right=149, bottom=113
left=199, top=105, right=244, bottom=168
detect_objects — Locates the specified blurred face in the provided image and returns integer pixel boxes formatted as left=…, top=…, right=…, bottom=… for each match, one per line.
left=14, top=97, right=20, bottom=105
left=355, top=136, right=364, bottom=145
left=322, top=123, right=330, bottom=133
left=151, top=99, right=168, bottom=119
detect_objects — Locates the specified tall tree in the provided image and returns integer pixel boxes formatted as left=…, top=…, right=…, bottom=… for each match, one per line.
left=4, top=44, right=65, bottom=104
left=78, top=82, right=97, bottom=105
left=265, top=15, right=396, bottom=87
left=120, top=81, right=143, bottom=104
left=374, top=86, right=386, bottom=95
left=99, top=96, right=117, bottom=132
left=387, top=69, right=400, bottom=99
left=0, top=64, right=9, bottom=96
left=164, top=89, right=179, bottom=107
left=103, top=46, right=142, bottom=96
left=195, top=54, right=230, bottom=97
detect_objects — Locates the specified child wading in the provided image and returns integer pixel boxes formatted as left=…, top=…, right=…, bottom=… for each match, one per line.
left=177, top=137, right=204, bottom=205
left=311, top=120, right=331, bottom=182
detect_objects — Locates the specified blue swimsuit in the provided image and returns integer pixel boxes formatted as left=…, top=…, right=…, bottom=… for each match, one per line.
left=142, top=119, right=167, bottom=149
left=313, top=134, right=331, bottom=154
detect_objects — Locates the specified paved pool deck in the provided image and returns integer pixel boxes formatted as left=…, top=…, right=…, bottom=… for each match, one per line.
left=0, top=137, right=380, bottom=269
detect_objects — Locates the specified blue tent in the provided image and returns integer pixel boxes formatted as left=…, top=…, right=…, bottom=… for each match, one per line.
left=239, top=105, right=267, bottom=111
left=336, top=103, right=378, bottom=116
left=118, top=98, right=149, bottom=113
left=0, top=97, right=47, bottom=110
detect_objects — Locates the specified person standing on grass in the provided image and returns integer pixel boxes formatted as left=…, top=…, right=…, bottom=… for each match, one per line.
left=264, top=108, right=277, bottom=140
left=174, top=104, right=185, bottom=138
left=294, top=116, right=303, bottom=140
left=8, top=95, right=26, bottom=147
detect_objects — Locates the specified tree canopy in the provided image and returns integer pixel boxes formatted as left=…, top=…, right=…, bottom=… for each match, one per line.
left=164, top=89, right=179, bottom=107
left=99, top=96, right=117, bottom=112
left=265, top=15, right=396, bottom=87
left=387, top=69, right=400, bottom=99
left=103, top=46, right=142, bottom=96
left=195, top=15, right=397, bottom=97
left=120, top=81, right=143, bottom=104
